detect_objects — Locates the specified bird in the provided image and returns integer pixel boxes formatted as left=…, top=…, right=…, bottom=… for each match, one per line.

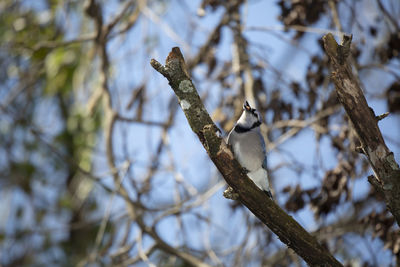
left=227, top=101, right=273, bottom=199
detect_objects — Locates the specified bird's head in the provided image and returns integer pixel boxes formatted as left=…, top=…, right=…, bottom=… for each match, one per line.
left=237, top=101, right=261, bottom=129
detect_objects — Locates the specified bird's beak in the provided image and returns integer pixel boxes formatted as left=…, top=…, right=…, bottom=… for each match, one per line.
left=243, top=101, right=251, bottom=111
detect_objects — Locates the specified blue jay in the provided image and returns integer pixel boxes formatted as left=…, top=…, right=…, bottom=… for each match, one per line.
left=227, top=101, right=273, bottom=199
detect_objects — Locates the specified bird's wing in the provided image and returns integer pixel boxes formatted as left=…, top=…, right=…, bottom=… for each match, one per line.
left=227, top=128, right=235, bottom=146
left=258, top=131, right=268, bottom=170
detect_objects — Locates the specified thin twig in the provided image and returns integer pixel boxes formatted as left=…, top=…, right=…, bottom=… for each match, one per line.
left=246, top=25, right=348, bottom=37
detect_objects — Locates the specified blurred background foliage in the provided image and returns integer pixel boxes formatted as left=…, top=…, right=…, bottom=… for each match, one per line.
left=0, top=0, right=399, bottom=266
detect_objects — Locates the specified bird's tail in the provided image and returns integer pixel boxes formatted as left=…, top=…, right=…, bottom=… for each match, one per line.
left=264, top=190, right=273, bottom=200
left=248, top=169, right=273, bottom=200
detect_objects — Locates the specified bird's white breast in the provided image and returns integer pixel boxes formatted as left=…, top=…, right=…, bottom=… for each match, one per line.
left=231, top=130, right=264, bottom=172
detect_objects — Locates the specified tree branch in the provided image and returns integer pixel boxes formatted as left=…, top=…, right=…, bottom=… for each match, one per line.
left=323, top=33, right=400, bottom=226
left=150, top=47, right=342, bottom=267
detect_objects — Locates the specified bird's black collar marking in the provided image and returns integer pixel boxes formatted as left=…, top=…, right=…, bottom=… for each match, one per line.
left=234, top=121, right=261, bottom=133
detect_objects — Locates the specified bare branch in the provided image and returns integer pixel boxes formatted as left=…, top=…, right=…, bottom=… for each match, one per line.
left=376, top=112, right=389, bottom=121
left=323, top=33, right=400, bottom=226
left=246, top=25, right=347, bottom=38
left=150, top=59, right=170, bottom=79
left=151, top=47, right=343, bottom=267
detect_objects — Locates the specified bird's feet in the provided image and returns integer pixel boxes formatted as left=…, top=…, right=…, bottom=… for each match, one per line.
left=223, top=186, right=239, bottom=200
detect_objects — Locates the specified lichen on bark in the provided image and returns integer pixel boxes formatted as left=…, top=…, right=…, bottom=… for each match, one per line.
left=323, top=33, right=400, bottom=226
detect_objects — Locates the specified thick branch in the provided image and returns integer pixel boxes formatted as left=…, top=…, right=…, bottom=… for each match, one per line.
left=151, top=47, right=342, bottom=267
left=323, top=33, right=400, bottom=226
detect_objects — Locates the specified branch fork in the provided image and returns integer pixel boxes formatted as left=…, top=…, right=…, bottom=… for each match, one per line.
left=151, top=47, right=343, bottom=267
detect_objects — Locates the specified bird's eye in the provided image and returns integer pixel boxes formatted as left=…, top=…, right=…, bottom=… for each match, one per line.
left=243, top=101, right=252, bottom=111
